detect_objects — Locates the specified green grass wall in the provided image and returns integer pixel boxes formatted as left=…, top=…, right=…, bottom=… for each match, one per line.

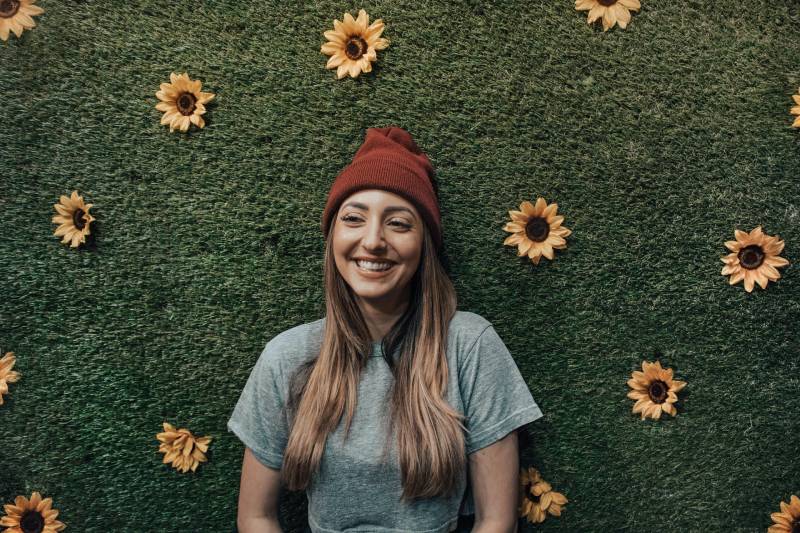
left=2, top=0, right=799, bottom=531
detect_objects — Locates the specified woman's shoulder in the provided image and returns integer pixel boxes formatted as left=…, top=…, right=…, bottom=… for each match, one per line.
left=449, top=310, right=493, bottom=332
left=447, top=310, right=495, bottom=358
left=257, top=317, right=325, bottom=373
left=267, top=317, right=325, bottom=348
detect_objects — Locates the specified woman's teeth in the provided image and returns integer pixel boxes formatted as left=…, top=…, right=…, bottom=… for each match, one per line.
left=356, top=260, right=394, bottom=271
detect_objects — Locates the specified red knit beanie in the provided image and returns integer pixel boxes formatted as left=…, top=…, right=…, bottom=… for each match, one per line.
left=321, top=126, right=442, bottom=251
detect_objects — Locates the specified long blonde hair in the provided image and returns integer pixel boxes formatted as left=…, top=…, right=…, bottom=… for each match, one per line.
left=281, top=217, right=466, bottom=502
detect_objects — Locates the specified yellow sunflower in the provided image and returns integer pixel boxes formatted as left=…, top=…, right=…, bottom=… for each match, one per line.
left=0, top=351, right=21, bottom=406
left=0, top=491, right=66, bottom=532
left=155, top=72, right=215, bottom=133
left=321, top=9, right=389, bottom=79
left=518, top=466, right=568, bottom=524
left=721, top=226, right=789, bottom=293
left=790, top=89, right=800, bottom=128
left=575, top=0, right=640, bottom=31
left=0, top=0, right=44, bottom=42
left=769, top=494, right=800, bottom=533
left=52, top=191, right=95, bottom=249
left=626, top=360, right=686, bottom=420
left=156, top=422, right=212, bottom=473
left=503, top=197, right=572, bottom=265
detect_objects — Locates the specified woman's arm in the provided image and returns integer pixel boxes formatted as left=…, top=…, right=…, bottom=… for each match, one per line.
left=236, top=447, right=284, bottom=533
left=468, top=430, right=520, bottom=533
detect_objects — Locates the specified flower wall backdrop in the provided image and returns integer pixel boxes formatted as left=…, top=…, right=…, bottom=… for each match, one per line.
left=2, top=0, right=799, bottom=531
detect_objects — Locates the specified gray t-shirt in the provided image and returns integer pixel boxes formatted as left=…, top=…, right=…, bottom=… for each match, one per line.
left=227, top=310, right=544, bottom=532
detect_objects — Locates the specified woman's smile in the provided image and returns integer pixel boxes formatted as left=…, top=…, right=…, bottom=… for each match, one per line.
left=353, top=259, right=397, bottom=278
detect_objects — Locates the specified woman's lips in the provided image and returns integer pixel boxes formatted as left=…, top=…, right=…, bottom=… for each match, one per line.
left=353, top=260, right=395, bottom=277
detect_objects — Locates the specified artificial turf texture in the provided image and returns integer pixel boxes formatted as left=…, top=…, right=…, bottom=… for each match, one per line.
left=2, top=0, right=800, bottom=531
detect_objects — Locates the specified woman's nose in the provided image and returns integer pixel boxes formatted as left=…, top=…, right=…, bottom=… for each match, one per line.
left=361, top=218, right=386, bottom=249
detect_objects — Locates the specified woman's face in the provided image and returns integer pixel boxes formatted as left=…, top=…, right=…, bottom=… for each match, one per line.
left=332, top=189, right=423, bottom=309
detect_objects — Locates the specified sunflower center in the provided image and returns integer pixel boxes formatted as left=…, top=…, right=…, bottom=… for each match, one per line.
left=738, top=245, right=765, bottom=270
left=72, top=208, right=86, bottom=230
left=345, top=36, right=368, bottom=60
left=20, top=510, right=45, bottom=533
left=0, top=0, right=19, bottom=18
left=648, top=381, right=668, bottom=404
left=525, top=217, right=550, bottom=242
left=523, top=481, right=540, bottom=503
left=598, top=0, right=618, bottom=5
left=791, top=520, right=800, bottom=533
left=176, top=93, right=196, bottom=116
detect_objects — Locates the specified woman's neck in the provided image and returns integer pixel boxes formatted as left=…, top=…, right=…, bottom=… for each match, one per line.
left=356, top=295, right=410, bottom=342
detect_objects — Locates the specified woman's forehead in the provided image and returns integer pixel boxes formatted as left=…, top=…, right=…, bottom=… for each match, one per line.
left=341, top=189, right=416, bottom=211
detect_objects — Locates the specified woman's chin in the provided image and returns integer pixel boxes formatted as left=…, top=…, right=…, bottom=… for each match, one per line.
left=352, top=287, right=392, bottom=301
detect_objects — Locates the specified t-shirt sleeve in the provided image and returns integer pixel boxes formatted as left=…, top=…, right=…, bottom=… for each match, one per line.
left=226, top=342, right=289, bottom=470
left=459, top=325, right=544, bottom=455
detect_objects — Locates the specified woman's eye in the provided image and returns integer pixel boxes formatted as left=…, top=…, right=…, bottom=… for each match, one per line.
left=340, top=215, right=409, bottom=228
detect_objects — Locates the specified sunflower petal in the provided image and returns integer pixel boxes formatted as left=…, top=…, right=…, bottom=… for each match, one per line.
left=602, top=6, right=616, bottom=31
left=766, top=255, right=789, bottom=268
left=520, top=201, right=536, bottom=216
left=160, top=110, right=178, bottom=125
left=355, top=9, right=369, bottom=30
left=23, top=4, right=45, bottom=16
left=728, top=270, right=745, bottom=285
left=348, top=60, right=361, bottom=78
left=743, top=271, right=755, bottom=292
left=614, top=4, right=631, bottom=28
left=765, top=239, right=785, bottom=256
left=321, top=41, right=342, bottom=55
left=342, top=12, right=357, bottom=33
left=587, top=4, right=603, bottom=24
left=326, top=52, right=346, bottom=69
left=724, top=240, right=741, bottom=252
left=366, top=19, right=385, bottom=40
left=509, top=209, right=527, bottom=222
left=771, top=512, right=793, bottom=527
left=16, top=12, right=36, bottom=29
left=533, top=197, right=547, bottom=216
left=761, top=264, right=781, bottom=281
left=324, top=29, right=346, bottom=44
left=755, top=271, right=770, bottom=289
left=10, top=19, right=24, bottom=38
left=517, top=239, right=534, bottom=256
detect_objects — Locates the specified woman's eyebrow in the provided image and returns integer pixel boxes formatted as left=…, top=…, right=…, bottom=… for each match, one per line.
left=342, top=201, right=416, bottom=217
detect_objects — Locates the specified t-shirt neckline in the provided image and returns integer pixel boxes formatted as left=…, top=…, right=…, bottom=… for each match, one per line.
left=370, top=339, right=383, bottom=357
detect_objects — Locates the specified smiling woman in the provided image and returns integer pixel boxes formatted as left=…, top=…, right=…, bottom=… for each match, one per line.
left=227, top=127, right=544, bottom=533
